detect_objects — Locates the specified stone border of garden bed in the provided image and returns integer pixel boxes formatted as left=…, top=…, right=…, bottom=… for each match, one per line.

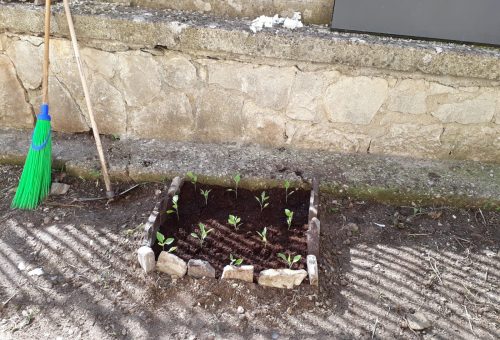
left=137, top=176, right=320, bottom=289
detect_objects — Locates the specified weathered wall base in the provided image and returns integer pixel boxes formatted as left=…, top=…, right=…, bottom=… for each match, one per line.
left=0, top=2, right=499, bottom=162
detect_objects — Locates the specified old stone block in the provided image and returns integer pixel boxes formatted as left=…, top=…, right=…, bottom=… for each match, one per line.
left=81, top=47, right=118, bottom=79
left=386, top=79, right=428, bottom=115
left=431, top=91, right=497, bottom=124
left=242, top=101, right=286, bottom=146
left=370, top=123, right=444, bottom=159
left=307, top=255, right=318, bottom=286
left=118, top=53, right=162, bottom=107
left=137, top=246, right=156, bottom=274
left=196, top=87, right=245, bottom=141
left=89, top=74, right=126, bottom=135
left=258, top=269, right=307, bottom=289
left=160, top=55, right=198, bottom=89
left=128, top=91, right=194, bottom=140
left=206, top=61, right=295, bottom=110
left=6, top=38, right=43, bottom=90
left=156, top=251, right=187, bottom=278
left=187, top=259, right=216, bottom=278
left=221, top=265, right=254, bottom=283
left=0, top=55, right=33, bottom=129
left=38, top=76, right=89, bottom=132
left=286, top=121, right=371, bottom=152
left=325, top=76, right=388, bottom=124
left=441, top=124, right=500, bottom=162
left=286, top=72, right=325, bottom=121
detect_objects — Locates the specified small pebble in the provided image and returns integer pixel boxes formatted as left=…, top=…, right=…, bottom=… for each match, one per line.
left=272, top=332, right=279, bottom=340
left=237, top=306, right=245, bottom=314
left=43, top=217, right=50, bottom=224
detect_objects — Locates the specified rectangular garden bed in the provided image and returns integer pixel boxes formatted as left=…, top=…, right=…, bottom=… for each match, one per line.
left=138, top=176, right=320, bottom=289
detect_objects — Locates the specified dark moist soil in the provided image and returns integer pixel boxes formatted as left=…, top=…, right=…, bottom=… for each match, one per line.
left=154, top=182, right=310, bottom=279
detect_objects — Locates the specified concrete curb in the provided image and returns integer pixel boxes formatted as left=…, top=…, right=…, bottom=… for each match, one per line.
left=1, top=128, right=499, bottom=209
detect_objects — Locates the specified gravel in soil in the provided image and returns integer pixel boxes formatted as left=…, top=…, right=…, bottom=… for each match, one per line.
left=155, top=182, right=309, bottom=277
left=0, top=165, right=498, bottom=339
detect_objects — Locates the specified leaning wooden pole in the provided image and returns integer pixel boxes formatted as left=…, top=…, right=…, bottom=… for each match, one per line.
left=62, top=0, right=114, bottom=198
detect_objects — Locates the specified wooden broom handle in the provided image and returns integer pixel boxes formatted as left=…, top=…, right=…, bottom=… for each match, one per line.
left=63, top=0, right=114, bottom=197
left=42, top=0, right=51, bottom=103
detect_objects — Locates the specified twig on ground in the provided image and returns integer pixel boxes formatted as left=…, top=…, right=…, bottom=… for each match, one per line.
left=478, top=208, right=486, bottom=225
left=484, top=270, right=488, bottom=283
left=463, top=304, right=475, bottom=335
left=2, top=293, right=16, bottom=307
left=427, top=256, right=443, bottom=284
left=408, top=233, right=431, bottom=236
left=371, top=317, right=379, bottom=339
left=45, top=202, right=84, bottom=208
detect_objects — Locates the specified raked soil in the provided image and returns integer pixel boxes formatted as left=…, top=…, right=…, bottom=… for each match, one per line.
left=0, top=164, right=498, bottom=339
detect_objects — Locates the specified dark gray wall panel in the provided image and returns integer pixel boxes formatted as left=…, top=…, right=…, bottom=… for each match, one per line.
left=331, top=0, right=500, bottom=45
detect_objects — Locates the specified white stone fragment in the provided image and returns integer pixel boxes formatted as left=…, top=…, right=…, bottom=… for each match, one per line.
left=249, top=12, right=302, bottom=33
left=28, top=268, right=44, bottom=276
left=307, top=255, right=318, bottom=286
left=137, top=246, right=156, bottom=273
left=221, top=265, right=254, bottom=283
left=187, top=259, right=216, bottom=278
left=50, top=182, right=70, bottom=195
left=258, top=269, right=307, bottom=289
left=156, top=251, right=187, bottom=278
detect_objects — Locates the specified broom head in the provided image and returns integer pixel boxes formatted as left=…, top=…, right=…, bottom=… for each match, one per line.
left=11, top=104, right=52, bottom=209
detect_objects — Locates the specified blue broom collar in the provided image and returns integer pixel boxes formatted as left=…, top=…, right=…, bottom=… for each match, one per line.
left=37, top=103, right=51, bottom=121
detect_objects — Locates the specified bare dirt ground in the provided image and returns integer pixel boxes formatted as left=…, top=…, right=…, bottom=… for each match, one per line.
left=0, top=164, right=498, bottom=339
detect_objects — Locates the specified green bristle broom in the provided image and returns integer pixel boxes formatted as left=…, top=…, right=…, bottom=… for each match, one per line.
left=11, top=0, right=53, bottom=210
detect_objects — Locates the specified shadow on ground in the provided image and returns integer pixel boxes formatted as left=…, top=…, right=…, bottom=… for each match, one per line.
left=0, top=165, right=498, bottom=339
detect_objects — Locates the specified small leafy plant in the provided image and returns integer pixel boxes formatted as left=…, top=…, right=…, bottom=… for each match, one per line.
left=228, top=214, right=242, bottom=230
left=284, top=209, right=294, bottom=230
left=226, top=173, right=241, bottom=199
left=256, top=227, right=268, bottom=248
left=167, top=194, right=180, bottom=220
left=200, top=189, right=211, bottom=206
left=190, top=222, right=213, bottom=247
left=186, top=171, right=198, bottom=191
left=255, top=191, right=269, bottom=212
left=156, top=232, right=177, bottom=253
left=277, top=252, right=302, bottom=269
left=229, top=254, right=244, bottom=266
left=284, top=180, right=296, bottom=203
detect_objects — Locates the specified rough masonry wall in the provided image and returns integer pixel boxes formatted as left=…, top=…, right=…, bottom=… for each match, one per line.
left=0, top=32, right=499, bottom=162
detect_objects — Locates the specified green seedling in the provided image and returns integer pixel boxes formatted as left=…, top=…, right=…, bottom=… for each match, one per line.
left=190, top=223, right=213, bottom=247
left=186, top=171, right=198, bottom=191
left=226, top=173, right=241, bottom=199
left=229, top=254, right=244, bottom=266
left=284, top=180, right=296, bottom=203
left=228, top=214, right=242, bottom=230
left=285, top=209, right=294, bottom=230
left=256, top=227, right=268, bottom=248
left=277, top=252, right=302, bottom=269
left=255, top=191, right=269, bottom=212
left=200, top=189, right=211, bottom=206
left=167, top=194, right=180, bottom=220
left=328, top=207, right=340, bottom=214
left=156, top=232, right=177, bottom=253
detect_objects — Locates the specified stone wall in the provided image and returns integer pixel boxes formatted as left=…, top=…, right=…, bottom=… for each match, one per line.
left=102, top=0, right=335, bottom=24
left=0, top=2, right=499, bottom=163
